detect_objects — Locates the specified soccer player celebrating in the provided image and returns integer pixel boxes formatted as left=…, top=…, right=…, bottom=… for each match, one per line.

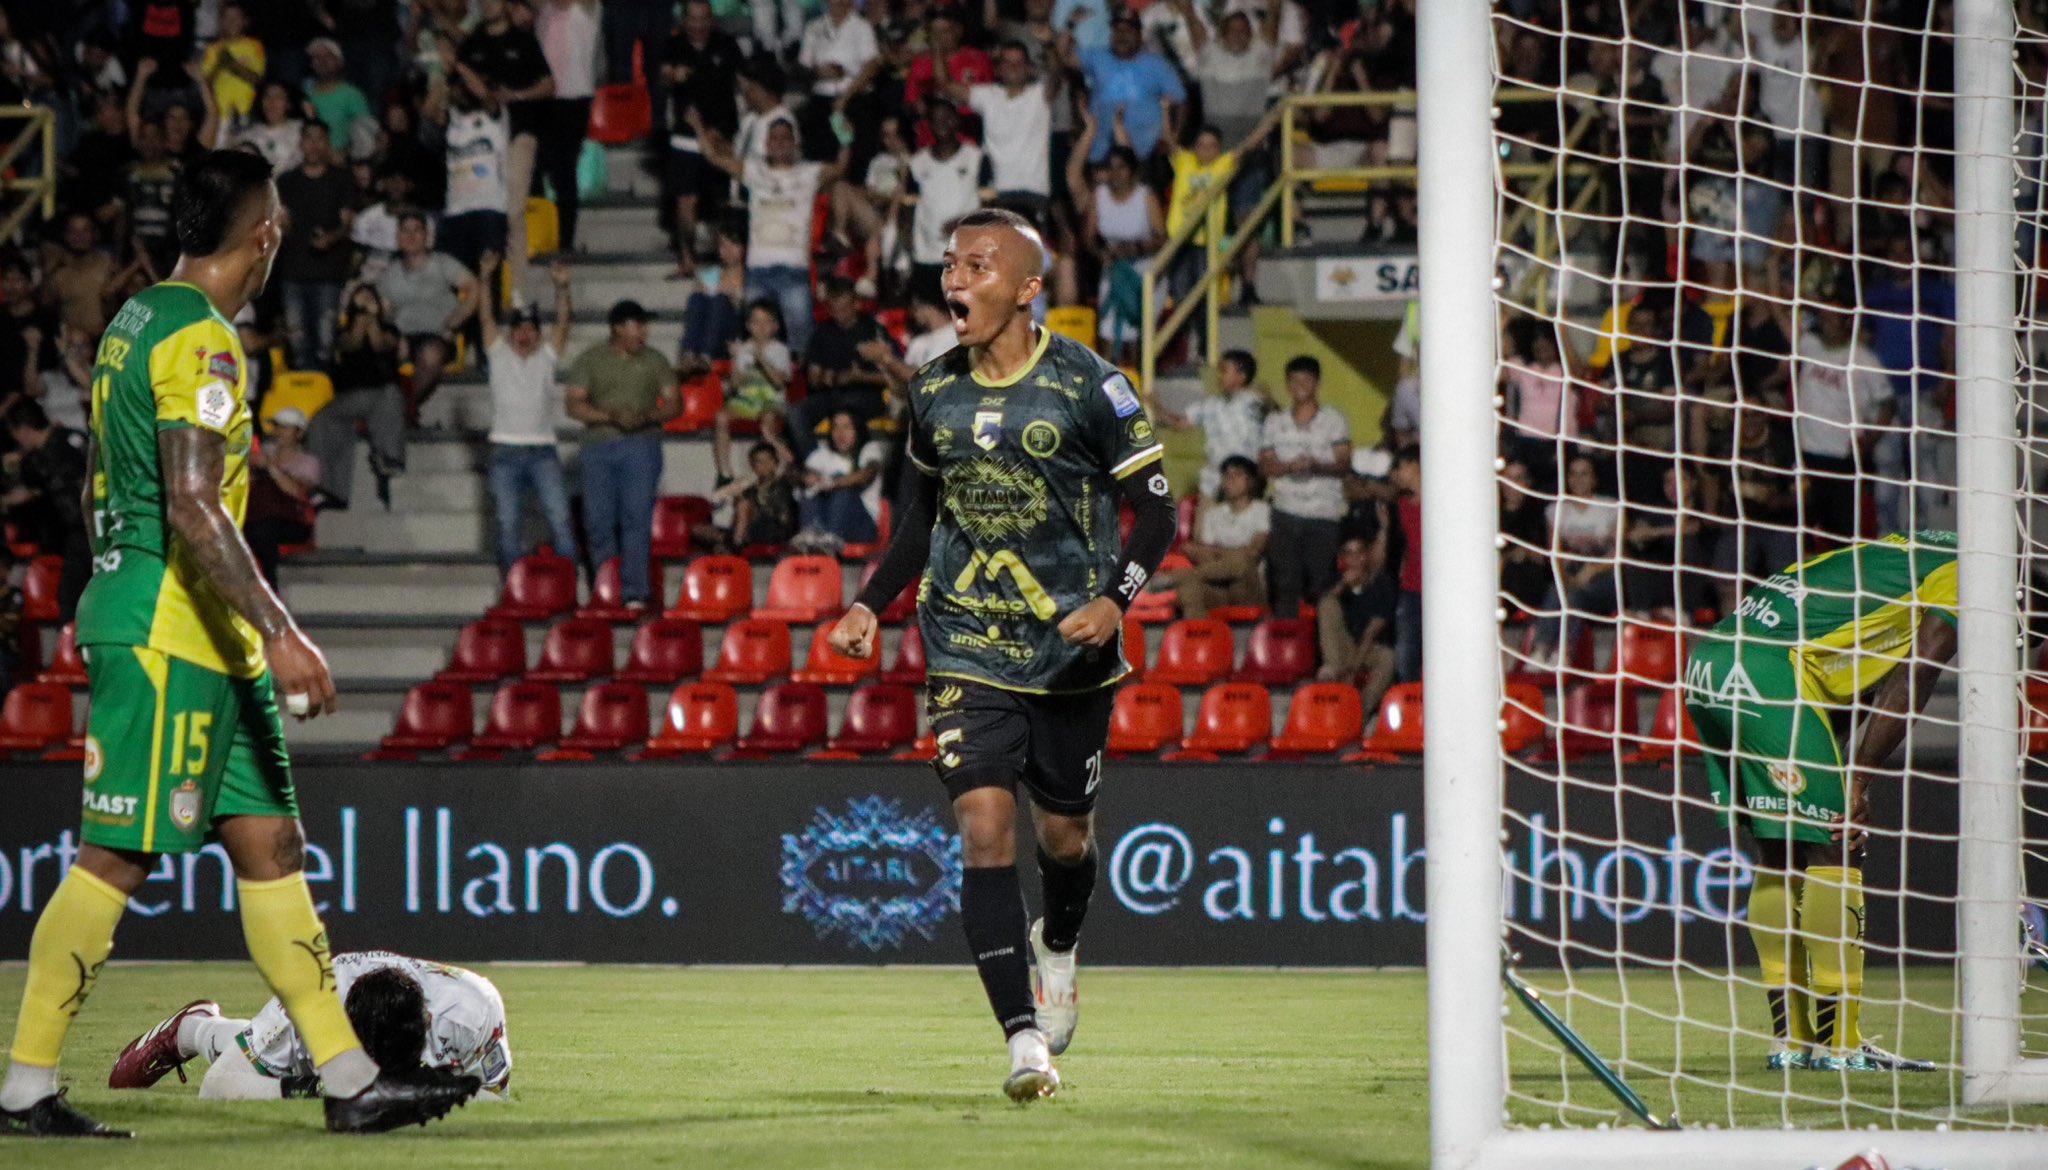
left=0, top=151, right=479, bottom=1138
left=827, top=208, right=1174, bottom=1102
left=110, top=952, right=512, bottom=1102
left=1683, top=531, right=1951, bottom=1073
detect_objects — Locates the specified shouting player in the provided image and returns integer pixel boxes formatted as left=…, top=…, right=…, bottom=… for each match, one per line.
left=827, top=208, right=1175, bottom=1101
left=1684, top=531, right=1951, bottom=1073
left=0, top=151, right=478, bottom=1138
left=110, top=952, right=512, bottom=1101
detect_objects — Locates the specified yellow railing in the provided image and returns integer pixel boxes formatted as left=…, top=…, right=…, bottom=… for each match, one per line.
left=0, top=106, right=56, bottom=244
left=1139, top=88, right=1596, bottom=394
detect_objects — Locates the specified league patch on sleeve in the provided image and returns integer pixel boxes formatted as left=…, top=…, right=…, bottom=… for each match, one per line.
left=197, top=380, right=236, bottom=430
left=208, top=351, right=240, bottom=382
left=1102, top=373, right=1141, bottom=418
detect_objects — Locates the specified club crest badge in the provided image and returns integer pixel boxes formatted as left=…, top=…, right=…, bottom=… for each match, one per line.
left=169, top=779, right=203, bottom=830
left=781, top=798, right=962, bottom=950
left=1022, top=419, right=1061, bottom=458
left=82, top=736, right=103, bottom=784
left=973, top=410, right=1003, bottom=451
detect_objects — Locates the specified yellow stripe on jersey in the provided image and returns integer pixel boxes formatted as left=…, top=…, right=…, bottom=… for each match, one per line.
left=1111, top=446, right=1165, bottom=479
left=136, top=646, right=170, bottom=853
left=1792, top=560, right=1957, bottom=707
left=969, top=327, right=1053, bottom=389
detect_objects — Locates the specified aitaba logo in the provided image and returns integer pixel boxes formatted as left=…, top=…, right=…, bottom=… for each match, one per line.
left=779, top=798, right=961, bottom=950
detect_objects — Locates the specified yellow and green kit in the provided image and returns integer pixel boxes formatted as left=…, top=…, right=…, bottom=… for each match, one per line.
left=72, top=281, right=295, bottom=855
left=1682, top=531, right=1957, bottom=844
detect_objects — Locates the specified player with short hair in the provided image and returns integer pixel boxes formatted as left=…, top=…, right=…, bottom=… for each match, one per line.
left=827, top=207, right=1175, bottom=1102
left=0, top=150, right=478, bottom=1138
left=110, top=952, right=512, bottom=1101
left=1683, top=531, right=1952, bottom=1073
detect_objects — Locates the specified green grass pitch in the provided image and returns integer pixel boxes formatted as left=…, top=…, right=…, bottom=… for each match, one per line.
left=1, top=964, right=2042, bottom=1167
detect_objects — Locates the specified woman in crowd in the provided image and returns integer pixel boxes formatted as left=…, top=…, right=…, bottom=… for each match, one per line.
left=1526, top=453, right=1622, bottom=669
left=796, top=409, right=887, bottom=551
left=712, top=298, right=795, bottom=487
left=1154, top=455, right=1270, bottom=619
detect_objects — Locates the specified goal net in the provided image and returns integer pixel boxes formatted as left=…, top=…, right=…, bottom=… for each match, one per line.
left=1420, top=0, right=2048, bottom=1166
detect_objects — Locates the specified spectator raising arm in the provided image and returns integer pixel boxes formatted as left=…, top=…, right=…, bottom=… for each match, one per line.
left=548, top=260, right=574, bottom=355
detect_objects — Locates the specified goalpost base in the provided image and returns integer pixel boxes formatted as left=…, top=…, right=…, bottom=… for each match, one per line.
left=1964, top=1057, right=2048, bottom=1108
left=1465, top=1128, right=2048, bottom=1170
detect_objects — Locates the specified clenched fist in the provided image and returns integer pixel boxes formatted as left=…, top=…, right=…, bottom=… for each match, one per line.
left=1057, top=597, right=1124, bottom=647
left=827, top=604, right=880, bottom=659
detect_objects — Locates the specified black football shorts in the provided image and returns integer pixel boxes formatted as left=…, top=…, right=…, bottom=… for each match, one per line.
left=925, top=678, right=1114, bottom=815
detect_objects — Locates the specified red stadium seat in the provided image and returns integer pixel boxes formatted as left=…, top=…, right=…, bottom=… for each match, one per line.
left=544, top=683, right=652, bottom=758
left=668, top=555, right=753, bottom=622
left=616, top=619, right=704, bottom=684
left=489, top=551, right=578, bottom=622
left=438, top=618, right=528, bottom=684
left=1165, top=682, right=1272, bottom=760
left=0, top=682, right=74, bottom=753
left=755, top=555, right=843, bottom=624
left=703, top=617, right=793, bottom=684
left=792, top=620, right=879, bottom=685
left=841, top=497, right=891, bottom=562
left=1147, top=618, right=1234, bottom=686
left=1611, top=620, right=1684, bottom=686
left=1235, top=618, right=1316, bottom=686
left=1624, top=688, right=1703, bottom=763
left=1107, top=682, right=1183, bottom=756
left=1126, top=551, right=1188, bottom=623
left=579, top=558, right=665, bottom=622
left=894, top=731, right=938, bottom=761
left=1550, top=679, right=1637, bottom=760
left=1501, top=681, right=1548, bottom=753
left=368, top=682, right=474, bottom=760
left=37, top=623, right=88, bottom=685
left=652, top=495, right=713, bottom=558
left=811, top=683, right=918, bottom=758
left=1356, top=682, right=1426, bottom=757
left=462, top=681, right=563, bottom=756
left=1121, top=616, right=1147, bottom=680
left=730, top=681, right=828, bottom=756
left=880, top=624, right=926, bottom=685
left=1208, top=605, right=1266, bottom=624
left=526, top=618, right=617, bottom=683
left=670, top=374, right=723, bottom=434
left=587, top=82, right=652, bottom=145
left=1268, top=683, right=1365, bottom=757
left=640, top=681, right=739, bottom=758
left=22, top=555, right=62, bottom=623
left=858, top=561, right=918, bottom=624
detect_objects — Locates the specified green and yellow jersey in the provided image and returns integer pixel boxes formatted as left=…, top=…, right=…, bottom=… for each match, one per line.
left=75, top=281, right=264, bottom=679
left=1716, top=530, right=1957, bottom=706
left=905, top=328, right=1164, bottom=694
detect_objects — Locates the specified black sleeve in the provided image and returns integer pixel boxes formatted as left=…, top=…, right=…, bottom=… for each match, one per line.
left=852, top=467, right=939, bottom=614
left=1103, top=458, right=1175, bottom=608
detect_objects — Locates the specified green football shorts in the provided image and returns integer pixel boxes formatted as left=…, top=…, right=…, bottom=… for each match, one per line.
left=78, top=644, right=298, bottom=855
left=1682, top=636, right=1847, bottom=846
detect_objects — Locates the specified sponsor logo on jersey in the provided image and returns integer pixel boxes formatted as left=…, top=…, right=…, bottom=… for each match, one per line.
left=931, top=683, right=964, bottom=710
left=197, top=380, right=236, bottom=429
left=208, top=351, right=239, bottom=382
left=1767, top=761, right=1806, bottom=796
left=944, top=457, right=1048, bottom=542
left=1022, top=419, right=1062, bottom=457
left=82, top=790, right=138, bottom=820
left=779, top=797, right=962, bottom=950
left=1102, top=373, right=1141, bottom=418
left=931, top=424, right=954, bottom=454
left=82, top=735, right=103, bottom=783
left=169, top=779, right=203, bottom=830
left=973, top=409, right=1003, bottom=450
left=1683, top=655, right=1761, bottom=708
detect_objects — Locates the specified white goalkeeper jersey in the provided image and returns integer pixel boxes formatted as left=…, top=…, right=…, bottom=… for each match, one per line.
left=239, top=951, right=513, bottom=1094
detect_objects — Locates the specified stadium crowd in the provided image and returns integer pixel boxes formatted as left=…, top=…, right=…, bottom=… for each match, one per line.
left=0, top=0, right=1973, bottom=736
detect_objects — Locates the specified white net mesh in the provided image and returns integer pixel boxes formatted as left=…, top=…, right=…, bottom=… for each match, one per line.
left=1485, top=0, right=2048, bottom=1132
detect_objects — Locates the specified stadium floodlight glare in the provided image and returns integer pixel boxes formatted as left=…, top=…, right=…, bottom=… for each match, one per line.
left=1421, top=1, right=2048, bottom=1166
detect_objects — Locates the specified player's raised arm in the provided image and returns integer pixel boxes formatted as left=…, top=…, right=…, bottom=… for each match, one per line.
left=159, top=427, right=335, bottom=716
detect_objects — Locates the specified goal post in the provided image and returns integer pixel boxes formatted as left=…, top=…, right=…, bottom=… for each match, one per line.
left=1420, top=0, right=2048, bottom=1165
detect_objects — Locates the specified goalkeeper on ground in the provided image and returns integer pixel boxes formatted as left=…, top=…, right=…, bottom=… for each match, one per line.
left=1683, top=530, right=1952, bottom=1073
left=106, top=952, right=511, bottom=1100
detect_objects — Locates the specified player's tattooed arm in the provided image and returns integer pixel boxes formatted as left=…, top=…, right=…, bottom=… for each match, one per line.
left=159, top=426, right=293, bottom=639
left=1838, top=610, right=1959, bottom=849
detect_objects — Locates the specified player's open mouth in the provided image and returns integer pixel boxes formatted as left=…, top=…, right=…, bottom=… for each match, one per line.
left=947, top=296, right=973, bottom=331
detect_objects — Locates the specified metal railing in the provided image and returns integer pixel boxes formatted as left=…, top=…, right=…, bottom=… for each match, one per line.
left=1138, top=87, right=1596, bottom=393
left=0, top=106, right=56, bottom=244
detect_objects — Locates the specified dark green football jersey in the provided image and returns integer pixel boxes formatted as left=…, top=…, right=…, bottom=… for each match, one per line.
left=905, top=328, right=1165, bottom=693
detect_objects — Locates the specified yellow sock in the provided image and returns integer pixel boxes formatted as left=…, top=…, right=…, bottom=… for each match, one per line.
left=1801, top=865, right=1866, bottom=1056
left=237, top=874, right=363, bottom=1068
left=1746, top=870, right=1815, bottom=1046
left=8, top=868, right=127, bottom=1067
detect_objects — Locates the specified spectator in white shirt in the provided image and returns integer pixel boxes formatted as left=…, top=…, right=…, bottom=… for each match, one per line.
left=1156, top=455, right=1270, bottom=618
left=798, top=0, right=878, bottom=156
left=438, top=76, right=513, bottom=275
left=899, top=291, right=959, bottom=370
left=1793, top=304, right=1892, bottom=542
left=695, top=110, right=848, bottom=355
left=904, top=99, right=991, bottom=301
left=797, top=409, right=889, bottom=550
left=478, top=253, right=580, bottom=572
left=1258, top=355, right=1352, bottom=615
left=957, top=42, right=1055, bottom=215
left=1155, top=348, right=1270, bottom=496
left=752, top=0, right=807, bottom=58
left=535, top=0, right=599, bottom=250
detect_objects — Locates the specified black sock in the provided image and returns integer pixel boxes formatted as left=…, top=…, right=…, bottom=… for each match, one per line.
left=961, top=865, right=1036, bottom=1038
left=1037, top=846, right=1097, bottom=953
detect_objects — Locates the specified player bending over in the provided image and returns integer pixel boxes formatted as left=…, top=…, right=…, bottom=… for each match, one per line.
left=1683, top=531, right=1952, bottom=1073
left=827, top=208, right=1174, bottom=1102
left=0, top=151, right=477, bottom=1138
left=110, top=952, right=511, bottom=1101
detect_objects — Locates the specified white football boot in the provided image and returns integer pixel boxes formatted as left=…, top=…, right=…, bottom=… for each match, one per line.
left=1002, top=1027, right=1060, bottom=1103
left=1029, top=918, right=1079, bottom=1056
